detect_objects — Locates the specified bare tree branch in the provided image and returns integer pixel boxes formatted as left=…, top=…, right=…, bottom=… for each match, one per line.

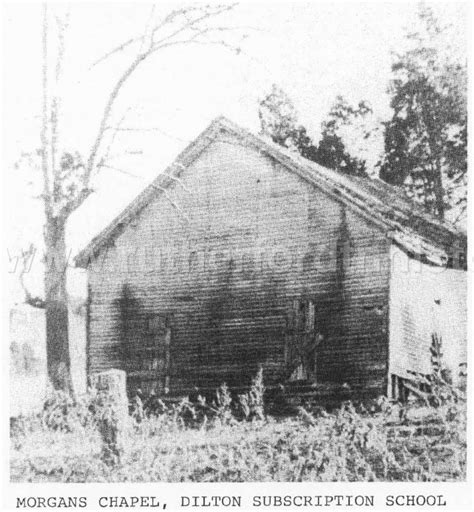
left=99, top=156, right=192, bottom=195
left=85, top=53, right=148, bottom=179
left=99, top=163, right=139, bottom=179
left=51, top=11, right=70, bottom=213
left=50, top=11, right=69, bottom=177
left=49, top=4, right=246, bottom=221
left=18, top=244, right=45, bottom=308
left=149, top=5, right=235, bottom=49
left=89, top=36, right=144, bottom=69
left=90, top=4, right=238, bottom=70
left=139, top=4, right=157, bottom=54
left=98, top=107, right=132, bottom=167
left=105, top=125, right=191, bottom=143
left=74, top=2, right=242, bottom=219
left=151, top=184, right=190, bottom=222
left=154, top=37, right=243, bottom=54
left=163, top=172, right=192, bottom=194
left=452, top=203, right=467, bottom=226
left=41, top=4, right=52, bottom=219
left=89, top=6, right=183, bottom=69
left=100, top=163, right=190, bottom=221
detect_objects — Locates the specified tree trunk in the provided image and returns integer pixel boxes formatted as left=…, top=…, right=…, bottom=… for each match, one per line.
left=44, top=215, right=73, bottom=392
left=433, top=162, right=445, bottom=220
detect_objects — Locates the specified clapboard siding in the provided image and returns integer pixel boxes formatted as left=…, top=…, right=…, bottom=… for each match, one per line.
left=87, top=137, right=390, bottom=396
left=388, top=245, right=467, bottom=386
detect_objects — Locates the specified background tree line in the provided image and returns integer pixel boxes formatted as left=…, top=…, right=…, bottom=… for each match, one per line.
left=258, top=4, right=467, bottom=224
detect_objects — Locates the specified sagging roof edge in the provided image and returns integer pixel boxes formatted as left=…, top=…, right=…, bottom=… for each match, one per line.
left=75, top=116, right=467, bottom=270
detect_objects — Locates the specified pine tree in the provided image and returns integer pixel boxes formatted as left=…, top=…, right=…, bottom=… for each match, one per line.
left=316, top=96, right=371, bottom=177
left=379, top=5, right=467, bottom=221
left=258, top=86, right=370, bottom=176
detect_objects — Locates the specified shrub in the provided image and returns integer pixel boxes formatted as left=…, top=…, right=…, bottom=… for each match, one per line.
left=41, top=387, right=100, bottom=432
left=237, top=367, right=265, bottom=421
left=212, top=383, right=234, bottom=424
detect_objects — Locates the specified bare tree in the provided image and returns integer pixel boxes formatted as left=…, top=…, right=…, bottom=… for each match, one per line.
left=39, top=3, right=243, bottom=391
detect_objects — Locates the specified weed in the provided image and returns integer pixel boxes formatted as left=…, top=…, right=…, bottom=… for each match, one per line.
left=10, top=368, right=466, bottom=482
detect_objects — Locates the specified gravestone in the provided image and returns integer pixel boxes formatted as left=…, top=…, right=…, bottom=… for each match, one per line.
left=90, top=369, right=129, bottom=465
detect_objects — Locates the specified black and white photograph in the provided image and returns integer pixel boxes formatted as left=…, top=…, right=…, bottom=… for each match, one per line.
left=1, top=0, right=470, bottom=508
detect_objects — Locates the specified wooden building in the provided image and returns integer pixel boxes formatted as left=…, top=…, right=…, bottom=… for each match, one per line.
left=75, top=117, right=467, bottom=400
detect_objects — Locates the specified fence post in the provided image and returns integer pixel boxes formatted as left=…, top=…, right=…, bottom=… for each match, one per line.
left=91, top=369, right=129, bottom=465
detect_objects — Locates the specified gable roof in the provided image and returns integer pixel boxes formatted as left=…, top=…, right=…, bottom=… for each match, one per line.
left=75, top=116, right=467, bottom=269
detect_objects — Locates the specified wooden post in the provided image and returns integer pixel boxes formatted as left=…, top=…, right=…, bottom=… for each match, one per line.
left=91, top=369, right=129, bottom=465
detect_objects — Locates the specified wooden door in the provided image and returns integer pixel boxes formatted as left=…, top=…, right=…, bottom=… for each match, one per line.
left=147, top=314, right=171, bottom=393
left=285, top=299, right=319, bottom=381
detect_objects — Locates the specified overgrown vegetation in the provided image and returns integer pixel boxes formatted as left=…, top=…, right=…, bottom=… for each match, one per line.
left=10, top=358, right=466, bottom=483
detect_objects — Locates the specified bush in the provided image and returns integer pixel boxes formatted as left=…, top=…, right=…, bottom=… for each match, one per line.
left=41, top=387, right=101, bottom=432
left=237, top=367, right=265, bottom=421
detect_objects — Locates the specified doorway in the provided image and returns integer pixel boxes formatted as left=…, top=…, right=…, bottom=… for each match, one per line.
left=285, top=299, right=320, bottom=381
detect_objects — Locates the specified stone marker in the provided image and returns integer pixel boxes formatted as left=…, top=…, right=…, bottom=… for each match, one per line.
left=90, top=369, right=129, bottom=465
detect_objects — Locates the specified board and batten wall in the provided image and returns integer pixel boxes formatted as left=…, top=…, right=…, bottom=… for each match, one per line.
left=86, top=137, right=391, bottom=396
left=388, top=244, right=467, bottom=386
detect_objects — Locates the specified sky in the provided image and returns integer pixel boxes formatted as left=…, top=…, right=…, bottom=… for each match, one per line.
left=2, top=1, right=469, bottom=302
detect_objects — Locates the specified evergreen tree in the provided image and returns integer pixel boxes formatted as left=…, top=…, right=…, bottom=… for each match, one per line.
left=258, top=84, right=313, bottom=154
left=316, top=96, right=371, bottom=177
left=379, top=5, right=467, bottom=221
left=258, top=86, right=370, bottom=176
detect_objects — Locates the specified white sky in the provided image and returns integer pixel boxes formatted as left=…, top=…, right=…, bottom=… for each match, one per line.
left=2, top=1, right=469, bottom=302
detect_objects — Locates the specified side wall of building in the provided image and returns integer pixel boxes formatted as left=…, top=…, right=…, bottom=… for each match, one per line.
left=87, top=137, right=390, bottom=396
left=388, top=244, right=467, bottom=387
